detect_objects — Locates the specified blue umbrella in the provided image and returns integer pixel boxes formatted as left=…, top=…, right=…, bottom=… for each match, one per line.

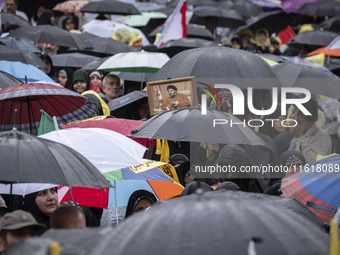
left=0, top=61, right=54, bottom=83
left=0, top=37, right=40, bottom=53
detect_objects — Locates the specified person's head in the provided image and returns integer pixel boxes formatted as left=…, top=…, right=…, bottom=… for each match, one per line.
left=298, top=46, right=309, bottom=58
left=62, top=17, right=75, bottom=31
left=167, top=85, right=177, bottom=98
left=39, top=54, right=54, bottom=76
left=72, top=70, right=89, bottom=94
left=41, top=43, right=60, bottom=56
left=289, top=95, right=318, bottom=124
left=37, top=9, right=55, bottom=26
left=103, top=74, right=121, bottom=101
left=0, top=210, right=45, bottom=253
left=236, top=29, right=253, bottom=45
left=181, top=181, right=213, bottom=196
left=231, top=37, right=242, bottom=49
left=129, top=32, right=143, bottom=51
left=33, top=4, right=45, bottom=22
left=125, top=190, right=157, bottom=218
left=270, top=36, right=281, bottom=50
left=90, top=71, right=103, bottom=91
left=5, top=0, right=18, bottom=15
left=256, top=29, right=269, bottom=45
left=34, top=188, right=59, bottom=217
left=58, top=69, right=68, bottom=87
left=215, top=181, right=241, bottom=191
left=51, top=203, right=85, bottom=229
left=138, top=103, right=149, bottom=120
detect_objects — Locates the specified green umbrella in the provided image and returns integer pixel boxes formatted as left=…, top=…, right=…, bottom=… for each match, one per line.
left=123, top=12, right=167, bottom=27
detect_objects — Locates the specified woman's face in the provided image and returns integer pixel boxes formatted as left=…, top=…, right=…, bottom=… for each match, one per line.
left=257, top=32, right=267, bottom=44
left=90, top=74, right=102, bottom=89
left=58, top=72, right=67, bottom=87
left=73, top=81, right=87, bottom=93
left=132, top=39, right=143, bottom=51
left=37, top=6, right=44, bottom=19
left=65, top=19, right=75, bottom=31
left=35, top=188, right=58, bottom=216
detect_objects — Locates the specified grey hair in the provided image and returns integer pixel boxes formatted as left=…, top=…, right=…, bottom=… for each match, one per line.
left=103, top=74, right=121, bottom=87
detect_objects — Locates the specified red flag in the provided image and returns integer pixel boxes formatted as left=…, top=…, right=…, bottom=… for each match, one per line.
left=155, top=0, right=187, bottom=48
left=279, top=25, right=295, bottom=45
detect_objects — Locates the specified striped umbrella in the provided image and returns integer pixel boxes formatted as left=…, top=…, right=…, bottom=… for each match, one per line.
left=0, top=83, right=97, bottom=135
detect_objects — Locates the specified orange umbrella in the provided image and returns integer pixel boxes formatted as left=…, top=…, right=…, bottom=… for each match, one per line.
left=53, top=0, right=89, bottom=13
left=307, top=46, right=340, bottom=57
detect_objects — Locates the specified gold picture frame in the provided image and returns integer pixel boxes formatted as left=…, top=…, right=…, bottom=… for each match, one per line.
left=147, top=76, right=198, bottom=116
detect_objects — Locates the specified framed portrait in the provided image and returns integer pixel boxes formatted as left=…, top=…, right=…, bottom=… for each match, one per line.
left=147, top=76, right=198, bottom=116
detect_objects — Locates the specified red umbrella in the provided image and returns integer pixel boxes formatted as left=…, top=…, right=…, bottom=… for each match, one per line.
left=0, top=83, right=97, bottom=135
left=53, top=0, right=89, bottom=13
left=61, top=116, right=155, bottom=147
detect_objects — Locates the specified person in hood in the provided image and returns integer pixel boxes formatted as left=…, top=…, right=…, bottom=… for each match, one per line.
left=72, top=70, right=90, bottom=94
left=269, top=36, right=282, bottom=55
left=252, top=28, right=270, bottom=53
left=81, top=90, right=110, bottom=116
left=57, top=68, right=74, bottom=90
left=12, top=188, right=58, bottom=233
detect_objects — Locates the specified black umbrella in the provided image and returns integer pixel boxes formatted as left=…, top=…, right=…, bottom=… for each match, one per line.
left=215, top=190, right=325, bottom=230
left=318, top=16, right=340, bottom=34
left=236, top=11, right=293, bottom=35
left=190, top=7, right=245, bottom=29
left=51, top=53, right=99, bottom=68
left=272, top=61, right=340, bottom=98
left=158, top=38, right=216, bottom=57
left=148, top=24, right=214, bottom=43
left=8, top=25, right=89, bottom=50
left=298, top=1, right=340, bottom=17
left=0, top=70, right=23, bottom=89
left=130, top=106, right=265, bottom=145
left=0, top=13, right=31, bottom=32
left=69, top=33, right=136, bottom=57
left=0, top=130, right=109, bottom=189
left=108, top=91, right=147, bottom=111
left=0, top=44, right=46, bottom=68
left=81, top=0, right=141, bottom=15
left=106, top=192, right=328, bottom=254
left=80, top=56, right=111, bottom=72
left=324, top=57, right=340, bottom=73
left=150, top=46, right=282, bottom=89
left=288, top=30, right=339, bottom=51
left=0, top=37, right=40, bottom=53
left=230, top=0, right=263, bottom=19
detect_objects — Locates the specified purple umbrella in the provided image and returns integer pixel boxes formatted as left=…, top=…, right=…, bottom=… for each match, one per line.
left=282, top=0, right=317, bottom=13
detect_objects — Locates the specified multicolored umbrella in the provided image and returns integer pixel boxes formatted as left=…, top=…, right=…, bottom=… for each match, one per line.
left=53, top=0, right=89, bottom=13
left=281, top=154, right=340, bottom=223
left=59, top=159, right=183, bottom=208
left=0, top=83, right=97, bottom=134
left=307, top=46, right=340, bottom=57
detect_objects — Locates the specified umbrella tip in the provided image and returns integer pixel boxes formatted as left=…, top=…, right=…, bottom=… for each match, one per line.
left=12, top=109, right=18, bottom=131
left=25, top=75, right=27, bottom=83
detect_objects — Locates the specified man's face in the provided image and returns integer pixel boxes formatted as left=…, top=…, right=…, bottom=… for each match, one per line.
left=6, top=0, right=17, bottom=14
left=168, top=89, right=177, bottom=98
left=5, top=227, right=37, bottom=250
left=104, top=77, right=121, bottom=100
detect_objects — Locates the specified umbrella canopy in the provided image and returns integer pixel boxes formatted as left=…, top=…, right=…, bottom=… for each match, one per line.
left=272, top=61, right=340, bottom=98
left=282, top=56, right=331, bottom=72
left=298, top=1, right=340, bottom=17
left=0, top=130, right=109, bottom=189
left=97, top=51, right=170, bottom=80
left=8, top=25, right=89, bottom=50
left=215, top=190, right=325, bottom=229
left=236, top=11, right=293, bottom=35
left=328, top=35, right=340, bottom=50
left=0, top=60, right=54, bottom=83
left=150, top=46, right=282, bottom=89
left=51, top=53, right=99, bottom=68
left=159, top=38, right=216, bottom=58
left=0, top=70, right=23, bottom=89
left=282, top=0, right=317, bottom=13
left=0, top=13, right=31, bottom=31
left=0, top=45, right=46, bottom=68
left=123, top=12, right=167, bottom=36
left=82, top=20, right=149, bottom=45
left=53, top=0, right=89, bottom=13
left=81, top=0, right=141, bottom=15
left=69, top=33, right=136, bottom=57
left=40, top=128, right=147, bottom=175
left=282, top=154, right=340, bottom=224
left=107, top=91, right=148, bottom=112
left=307, top=46, right=340, bottom=58
left=80, top=56, right=110, bottom=72
left=130, top=106, right=265, bottom=145
left=0, top=183, right=58, bottom=196
left=230, top=0, right=264, bottom=19
left=106, top=192, right=328, bottom=255
left=288, top=30, right=339, bottom=51
left=324, top=57, right=340, bottom=73
left=0, top=37, right=40, bottom=53
left=189, top=7, right=245, bottom=29
left=248, top=0, right=283, bottom=11
left=0, top=83, right=97, bottom=135
left=148, top=24, right=214, bottom=42
left=318, top=16, right=340, bottom=34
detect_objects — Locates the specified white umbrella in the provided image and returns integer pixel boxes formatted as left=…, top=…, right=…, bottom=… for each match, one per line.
left=82, top=19, right=150, bottom=45
left=97, top=50, right=169, bottom=74
left=328, top=35, right=340, bottom=50
left=0, top=183, right=58, bottom=196
left=39, top=128, right=147, bottom=175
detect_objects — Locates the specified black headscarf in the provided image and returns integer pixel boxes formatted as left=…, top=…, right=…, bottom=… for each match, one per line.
left=181, top=181, right=213, bottom=196
left=125, top=190, right=156, bottom=218
left=58, top=68, right=74, bottom=90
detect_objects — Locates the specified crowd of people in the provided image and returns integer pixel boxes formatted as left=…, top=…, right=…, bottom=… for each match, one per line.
left=0, top=0, right=339, bottom=253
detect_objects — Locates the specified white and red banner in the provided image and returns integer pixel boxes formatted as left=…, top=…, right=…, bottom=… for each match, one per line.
left=155, top=0, right=187, bottom=48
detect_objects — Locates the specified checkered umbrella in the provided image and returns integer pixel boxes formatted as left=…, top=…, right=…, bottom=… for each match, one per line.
left=0, top=83, right=97, bottom=135
left=53, top=0, right=89, bottom=13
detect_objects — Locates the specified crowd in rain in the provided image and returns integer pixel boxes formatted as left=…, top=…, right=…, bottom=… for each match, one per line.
left=0, top=0, right=339, bottom=254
